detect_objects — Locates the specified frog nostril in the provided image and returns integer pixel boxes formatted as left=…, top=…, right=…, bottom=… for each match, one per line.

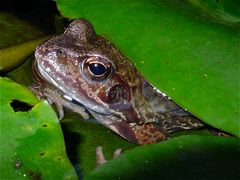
left=56, top=49, right=69, bottom=65
left=56, top=49, right=63, bottom=56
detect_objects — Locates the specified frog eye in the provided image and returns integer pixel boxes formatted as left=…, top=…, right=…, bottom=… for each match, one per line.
left=88, top=62, right=106, bottom=76
left=83, top=57, right=112, bottom=81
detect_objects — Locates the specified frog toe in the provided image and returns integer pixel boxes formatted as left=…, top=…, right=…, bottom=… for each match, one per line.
left=96, top=146, right=107, bottom=167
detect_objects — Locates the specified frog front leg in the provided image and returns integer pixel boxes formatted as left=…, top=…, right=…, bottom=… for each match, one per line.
left=89, top=110, right=168, bottom=144
left=30, top=83, right=89, bottom=120
left=110, top=121, right=169, bottom=145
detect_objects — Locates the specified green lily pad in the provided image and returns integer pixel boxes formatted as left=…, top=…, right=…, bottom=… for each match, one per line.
left=56, top=0, right=240, bottom=136
left=86, top=135, right=240, bottom=179
left=0, top=77, right=77, bottom=179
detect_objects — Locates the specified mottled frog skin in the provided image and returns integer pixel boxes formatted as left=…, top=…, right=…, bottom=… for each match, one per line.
left=31, top=19, right=204, bottom=144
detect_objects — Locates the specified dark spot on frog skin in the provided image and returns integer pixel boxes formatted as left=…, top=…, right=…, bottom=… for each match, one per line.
left=10, top=99, right=33, bottom=112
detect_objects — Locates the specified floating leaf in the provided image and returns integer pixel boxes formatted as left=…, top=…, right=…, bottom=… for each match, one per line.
left=0, top=77, right=77, bottom=179
left=87, top=135, right=240, bottom=179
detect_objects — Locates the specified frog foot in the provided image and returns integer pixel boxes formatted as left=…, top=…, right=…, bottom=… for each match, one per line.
left=96, top=146, right=122, bottom=167
left=210, top=129, right=231, bottom=137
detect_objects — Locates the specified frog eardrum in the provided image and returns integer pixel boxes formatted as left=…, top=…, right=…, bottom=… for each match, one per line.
left=31, top=19, right=204, bottom=145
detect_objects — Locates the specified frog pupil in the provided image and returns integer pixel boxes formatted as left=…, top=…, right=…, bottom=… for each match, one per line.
left=89, top=63, right=106, bottom=76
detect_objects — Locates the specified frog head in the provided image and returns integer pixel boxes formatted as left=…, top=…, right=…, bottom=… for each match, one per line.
left=34, top=19, right=166, bottom=143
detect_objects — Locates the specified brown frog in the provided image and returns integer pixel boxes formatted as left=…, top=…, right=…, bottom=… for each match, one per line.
left=31, top=19, right=204, bottom=145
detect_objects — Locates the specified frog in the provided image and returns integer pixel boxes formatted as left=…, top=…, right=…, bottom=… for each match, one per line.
left=31, top=19, right=204, bottom=146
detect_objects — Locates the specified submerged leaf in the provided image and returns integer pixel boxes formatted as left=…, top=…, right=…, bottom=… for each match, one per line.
left=0, top=12, right=51, bottom=73
left=0, top=36, right=51, bottom=72
left=0, top=12, right=43, bottom=48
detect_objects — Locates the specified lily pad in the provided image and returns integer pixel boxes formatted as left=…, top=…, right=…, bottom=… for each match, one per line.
left=56, top=0, right=240, bottom=136
left=0, top=77, right=77, bottom=179
left=87, top=135, right=240, bottom=179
